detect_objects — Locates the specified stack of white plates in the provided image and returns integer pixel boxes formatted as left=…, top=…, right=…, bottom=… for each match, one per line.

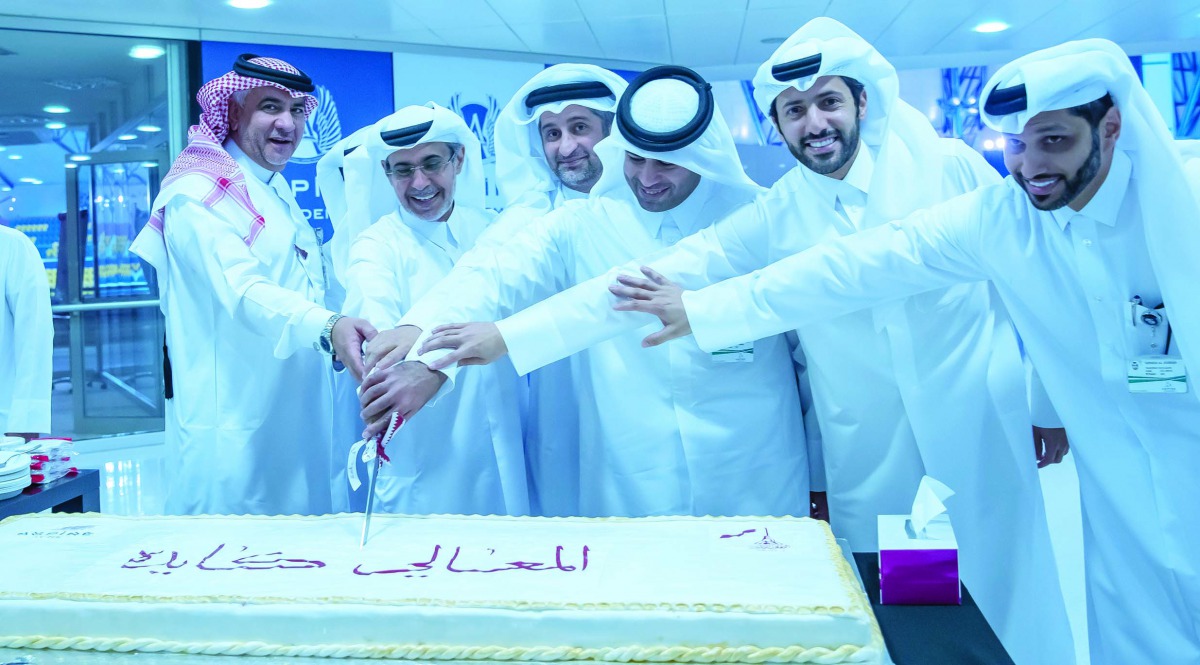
left=0, top=452, right=32, bottom=500
left=0, top=435, right=28, bottom=450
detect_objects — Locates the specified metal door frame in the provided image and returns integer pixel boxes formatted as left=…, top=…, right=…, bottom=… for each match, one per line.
left=58, top=149, right=169, bottom=436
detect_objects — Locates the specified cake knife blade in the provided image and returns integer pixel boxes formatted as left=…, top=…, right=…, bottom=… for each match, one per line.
left=360, top=455, right=380, bottom=549
left=360, top=411, right=403, bottom=549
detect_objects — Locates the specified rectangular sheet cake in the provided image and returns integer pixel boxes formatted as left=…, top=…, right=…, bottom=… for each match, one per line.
left=0, top=513, right=883, bottom=662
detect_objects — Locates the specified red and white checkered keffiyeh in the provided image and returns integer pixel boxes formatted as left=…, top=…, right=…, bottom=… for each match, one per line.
left=147, top=56, right=318, bottom=247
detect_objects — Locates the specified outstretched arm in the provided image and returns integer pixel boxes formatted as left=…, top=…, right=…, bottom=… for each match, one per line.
left=358, top=210, right=573, bottom=438
left=493, top=200, right=769, bottom=375
left=684, top=193, right=990, bottom=351
left=613, top=192, right=993, bottom=350
left=418, top=322, right=508, bottom=371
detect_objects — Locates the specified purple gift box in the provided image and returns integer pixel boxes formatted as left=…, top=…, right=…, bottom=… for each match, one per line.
left=877, top=514, right=961, bottom=605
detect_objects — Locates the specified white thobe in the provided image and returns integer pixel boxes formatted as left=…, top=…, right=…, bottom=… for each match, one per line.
left=322, top=248, right=361, bottom=513
left=492, top=140, right=1072, bottom=665
left=345, top=206, right=527, bottom=516
left=473, top=183, right=588, bottom=517
left=136, top=143, right=336, bottom=516
left=407, top=182, right=810, bottom=518
left=684, top=151, right=1200, bottom=665
left=0, top=226, right=52, bottom=435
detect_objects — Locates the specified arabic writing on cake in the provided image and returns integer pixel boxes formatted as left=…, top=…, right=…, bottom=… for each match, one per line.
left=121, top=543, right=590, bottom=577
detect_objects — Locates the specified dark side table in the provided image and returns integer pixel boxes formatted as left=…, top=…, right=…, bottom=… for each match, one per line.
left=0, top=468, right=100, bottom=519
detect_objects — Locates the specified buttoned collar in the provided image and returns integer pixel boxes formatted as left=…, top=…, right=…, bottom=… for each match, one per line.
left=628, top=177, right=714, bottom=241
left=1048, top=149, right=1131, bottom=231
left=401, top=203, right=462, bottom=255
left=554, top=182, right=589, bottom=206
left=799, top=140, right=875, bottom=209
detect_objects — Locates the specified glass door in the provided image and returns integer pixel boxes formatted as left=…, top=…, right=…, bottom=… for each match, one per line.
left=58, top=150, right=168, bottom=436
left=0, top=28, right=186, bottom=440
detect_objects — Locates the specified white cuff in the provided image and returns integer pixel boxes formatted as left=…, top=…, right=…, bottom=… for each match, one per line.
left=682, top=286, right=757, bottom=353
left=495, top=310, right=565, bottom=377
left=293, top=307, right=337, bottom=358
left=406, top=330, right=462, bottom=401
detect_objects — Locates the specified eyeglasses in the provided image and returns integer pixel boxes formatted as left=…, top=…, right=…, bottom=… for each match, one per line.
left=382, top=157, right=452, bottom=181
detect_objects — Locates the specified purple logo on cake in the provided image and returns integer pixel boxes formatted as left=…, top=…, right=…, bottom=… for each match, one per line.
left=718, top=527, right=789, bottom=550
left=752, top=529, right=789, bottom=551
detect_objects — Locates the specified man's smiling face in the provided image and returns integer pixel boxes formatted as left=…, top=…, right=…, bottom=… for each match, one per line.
left=384, top=142, right=464, bottom=222
left=228, top=86, right=307, bottom=172
left=539, top=104, right=609, bottom=193
left=1003, top=105, right=1119, bottom=212
left=772, top=76, right=866, bottom=180
left=623, top=152, right=701, bottom=213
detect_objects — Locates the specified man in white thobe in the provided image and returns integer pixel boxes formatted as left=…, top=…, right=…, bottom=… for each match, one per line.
left=618, top=40, right=1200, bottom=665
left=340, top=104, right=527, bottom=516
left=401, top=20, right=1074, bottom=665
left=485, top=65, right=627, bottom=517
left=361, top=66, right=809, bottom=518
left=130, top=55, right=374, bottom=515
left=363, top=66, right=628, bottom=517
left=0, top=225, right=52, bottom=439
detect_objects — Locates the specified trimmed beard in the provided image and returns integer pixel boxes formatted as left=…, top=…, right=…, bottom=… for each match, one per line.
left=555, top=158, right=602, bottom=192
left=786, top=118, right=861, bottom=176
left=1016, top=128, right=1102, bottom=211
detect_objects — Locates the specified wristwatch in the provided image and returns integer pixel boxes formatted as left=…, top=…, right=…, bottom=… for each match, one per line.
left=318, top=314, right=345, bottom=355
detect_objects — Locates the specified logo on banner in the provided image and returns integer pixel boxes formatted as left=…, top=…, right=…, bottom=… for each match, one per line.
left=741, top=81, right=784, bottom=146
left=293, top=85, right=343, bottom=164
left=449, top=93, right=500, bottom=164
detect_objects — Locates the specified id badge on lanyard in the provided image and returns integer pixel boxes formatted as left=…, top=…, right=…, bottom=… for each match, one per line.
left=1127, top=297, right=1187, bottom=394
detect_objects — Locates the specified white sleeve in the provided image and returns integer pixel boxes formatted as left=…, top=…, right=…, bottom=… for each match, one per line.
left=401, top=208, right=574, bottom=386
left=343, top=231, right=404, bottom=330
left=495, top=200, right=771, bottom=375
left=945, top=144, right=1062, bottom=428
left=683, top=192, right=992, bottom=352
left=164, top=198, right=334, bottom=359
left=5, top=234, right=53, bottom=434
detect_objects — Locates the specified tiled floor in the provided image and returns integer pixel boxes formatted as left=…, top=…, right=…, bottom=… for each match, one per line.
left=75, top=438, right=168, bottom=516
left=76, top=435, right=1091, bottom=665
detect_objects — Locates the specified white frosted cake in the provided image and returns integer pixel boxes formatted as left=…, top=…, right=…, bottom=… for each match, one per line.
left=0, top=513, right=883, bottom=662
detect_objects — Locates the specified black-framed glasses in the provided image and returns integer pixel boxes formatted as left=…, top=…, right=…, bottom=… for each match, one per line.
left=382, top=157, right=453, bottom=181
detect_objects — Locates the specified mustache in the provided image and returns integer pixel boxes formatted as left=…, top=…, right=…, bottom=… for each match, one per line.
left=408, top=186, right=439, bottom=197
left=1016, top=172, right=1060, bottom=180
left=803, top=130, right=839, bottom=142
left=1014, top=172, right=1061, bottom=186
left=556, top=149, right=588, bottom=165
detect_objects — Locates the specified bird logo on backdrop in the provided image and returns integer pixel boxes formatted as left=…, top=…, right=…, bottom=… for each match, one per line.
left=449, top=93, right=500, bottom=165
left=742, top=81, right=784, bottom=147
left=292, top=85, right=342, bottom=164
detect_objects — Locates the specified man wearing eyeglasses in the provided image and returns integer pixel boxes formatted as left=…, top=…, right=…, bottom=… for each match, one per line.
left=336, top=103, right=527, bottom=516
left=382, top=138, right=461, bottom=221
left=358, top=68, right=810, bottom=520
